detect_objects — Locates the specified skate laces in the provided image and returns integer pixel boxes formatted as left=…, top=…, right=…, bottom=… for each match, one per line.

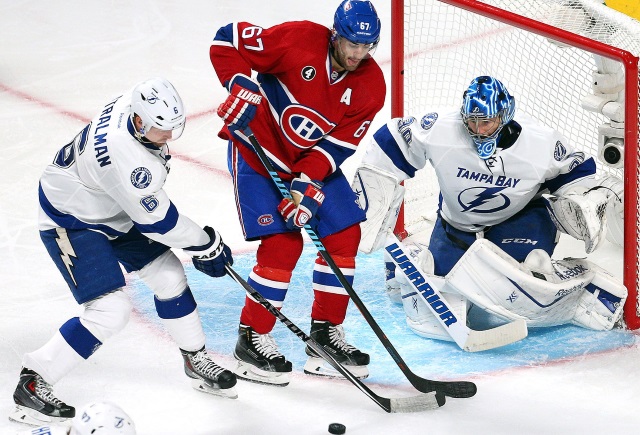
left=252, top=332, right=284, bottom=359
left=34, top=376, right=63, bottom=407
left=190, top=350, right=226, bottom=379
left=328, top=324, right=358, bottom=354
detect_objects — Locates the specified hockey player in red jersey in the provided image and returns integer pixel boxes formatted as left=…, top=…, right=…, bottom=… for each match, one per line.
left=210, top=0, right=386, bottom=385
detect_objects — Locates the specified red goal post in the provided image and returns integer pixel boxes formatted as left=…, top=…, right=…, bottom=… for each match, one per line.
left=391, top=0, right=640, bottom=328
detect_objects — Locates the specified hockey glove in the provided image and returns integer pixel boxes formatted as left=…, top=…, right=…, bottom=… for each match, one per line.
left=185, top=226, right=233, bottom=278
left=216, top=73, right=262, bottom=131
left=277, top=175, right=325, bottom=230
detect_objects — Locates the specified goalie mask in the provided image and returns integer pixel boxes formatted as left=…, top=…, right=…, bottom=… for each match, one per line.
left=461, top=76, right=516, bottom=159
left=130, top=77, right=186, bottom=142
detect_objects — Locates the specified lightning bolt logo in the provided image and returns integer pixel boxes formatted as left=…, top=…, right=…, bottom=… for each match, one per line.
left=458, top=186, right=510, bottom=213
left=55, top=228, right=78, bottom=287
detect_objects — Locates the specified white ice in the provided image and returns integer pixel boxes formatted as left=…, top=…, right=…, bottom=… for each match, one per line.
left=1, top=1, right=639, bottom=434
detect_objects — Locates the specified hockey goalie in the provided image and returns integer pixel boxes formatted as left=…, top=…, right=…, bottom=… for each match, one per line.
left=351, top=76, right=627, bottom=348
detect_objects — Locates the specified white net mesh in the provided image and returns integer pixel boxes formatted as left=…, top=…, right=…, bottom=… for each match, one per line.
left=398, top=0, right=640, bottom=323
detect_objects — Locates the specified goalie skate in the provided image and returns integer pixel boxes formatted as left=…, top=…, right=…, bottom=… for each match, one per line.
left=9, top=368, right=75, bottom=426
left=304, top=320, right=369, bottom=379
left=181, top=347, right=238, bottom=399
left=233, top=325, right=292, bottom=386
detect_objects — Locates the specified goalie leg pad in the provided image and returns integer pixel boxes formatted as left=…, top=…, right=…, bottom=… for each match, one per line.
left=351, top=164, right=405, bottom=253
left=572, top=263, right=627, bottom=330
left=401, top=278, right=468, bottom=342
left=395, top=248, right=468, bottom=342
left=446, top=239, right=597, bottom=327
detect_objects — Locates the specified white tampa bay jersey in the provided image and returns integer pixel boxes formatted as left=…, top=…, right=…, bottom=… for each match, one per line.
left=360, top=109, right=596, bottom=232
left=38, top=91, right=208, bottom=249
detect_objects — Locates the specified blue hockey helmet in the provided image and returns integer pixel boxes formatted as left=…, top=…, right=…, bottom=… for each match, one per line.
left=460, top=76, right=516, bottom=159
left=333, top=0, right=381, bottom=46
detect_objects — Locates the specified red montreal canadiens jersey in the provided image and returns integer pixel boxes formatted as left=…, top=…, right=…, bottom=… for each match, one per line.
left=210, top=20, right=386, bottom=182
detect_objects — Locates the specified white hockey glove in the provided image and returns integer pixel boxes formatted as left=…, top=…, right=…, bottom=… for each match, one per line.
left=543, top=186, right=608, bottom=253
left=184, top=226, right=233, bottom=278
left=351, top=164, right=405, bottom=254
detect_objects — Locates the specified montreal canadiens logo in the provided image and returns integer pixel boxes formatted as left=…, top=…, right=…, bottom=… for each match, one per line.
left=130, top=167, right=152, bottom=189
left=258, top=214, right=274, bottom=226
left=280, top=105, right=336, bottom=149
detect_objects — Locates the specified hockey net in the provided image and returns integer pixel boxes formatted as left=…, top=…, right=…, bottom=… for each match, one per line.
left=391, top=0, right=640, bottom=328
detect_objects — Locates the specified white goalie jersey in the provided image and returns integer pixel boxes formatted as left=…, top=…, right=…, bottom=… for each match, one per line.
left=359, top=110, right=597, bottom=232
left=38, top=92, right=209, bottom=249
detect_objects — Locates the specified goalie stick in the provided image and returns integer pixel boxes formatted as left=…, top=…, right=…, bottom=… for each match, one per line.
left=225, top=265, right=445, bottom=413
left=241, top=128, right=476, bottom=399
left=385, top=236, right=528, bottom=352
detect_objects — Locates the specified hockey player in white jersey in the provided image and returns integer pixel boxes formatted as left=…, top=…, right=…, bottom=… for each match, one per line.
left=353, top=76, right=626, bottom=344
left=10, top=78, right=237, bottom=427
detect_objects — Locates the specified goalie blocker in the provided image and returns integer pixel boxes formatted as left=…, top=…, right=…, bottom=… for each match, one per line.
left=351, top=164, right=404, bottom=254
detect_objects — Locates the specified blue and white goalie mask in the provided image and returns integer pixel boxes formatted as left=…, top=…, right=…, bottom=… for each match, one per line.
left=460, top=76, right=515, bottom=159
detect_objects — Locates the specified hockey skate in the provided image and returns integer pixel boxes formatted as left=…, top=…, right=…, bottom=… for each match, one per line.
left=304, top=320, right=370, bottom=379
left=9, top=367, right=75, bottom=426
left=233, top=324, right=292, bottom=386
left=181, top=346, right=238, bottom=399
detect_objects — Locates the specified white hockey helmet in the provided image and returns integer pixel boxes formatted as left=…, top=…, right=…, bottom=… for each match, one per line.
left=131, top=77, right=185, bottom=142
left=70, top=401, right=137, bottom=435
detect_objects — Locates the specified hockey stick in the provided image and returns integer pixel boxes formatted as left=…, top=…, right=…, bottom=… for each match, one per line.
left=225, top=265, right=445, bottom=413
left=385, top=236, right=528, bottom=352
left=241, top=127, right=476, bottom=399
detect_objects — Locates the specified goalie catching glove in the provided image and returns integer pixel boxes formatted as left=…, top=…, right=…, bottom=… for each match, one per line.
left=543, top=185, right=609, bottom=254
left=217, top=73, right=262, bottom=131
left=278, top=174, right=325, bottom=230
left=184, top=226, right=233, bottom=278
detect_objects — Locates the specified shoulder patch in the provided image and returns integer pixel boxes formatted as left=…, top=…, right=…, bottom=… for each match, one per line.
left=420, top=112, right=438, bottom=130
left=131, top=167, right=152, bottom=189
left=301, top=66, right=316, bottom=81
left=397, top=117, right=416, bottom=144
left=140, top=195, right=159, bottom=212
left=553, top=141, right=567, bottom=161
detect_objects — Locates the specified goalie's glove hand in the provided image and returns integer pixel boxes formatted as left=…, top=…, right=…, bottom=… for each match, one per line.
left=184, top=226, right=233, bottom=278
left=277, top=175, right=325, bottom=230
left=543, top=187, right=608, bottom=254
left=216, top=74, right=262, bottom=131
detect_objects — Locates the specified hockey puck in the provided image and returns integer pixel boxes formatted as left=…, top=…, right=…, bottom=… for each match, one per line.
left=328, top=423, right=346, bottom=434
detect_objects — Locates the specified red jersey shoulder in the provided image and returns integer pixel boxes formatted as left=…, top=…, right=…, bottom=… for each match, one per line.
left=344, top=58, right=386, bottom=111
left=253, top=21, right=330, bottom=52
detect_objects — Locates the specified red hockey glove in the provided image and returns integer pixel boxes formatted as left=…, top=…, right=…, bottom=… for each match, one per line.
left=277, top=175, right=325, bottom=229
left=216, top=74, right=262, bottom=131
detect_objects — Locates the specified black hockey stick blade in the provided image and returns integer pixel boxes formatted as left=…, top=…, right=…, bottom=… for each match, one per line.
left=225, top=265, right=445, bottom=412
left=242, top=128, right=476, bottom=399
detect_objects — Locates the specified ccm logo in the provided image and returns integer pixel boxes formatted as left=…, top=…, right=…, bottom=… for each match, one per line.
left=502, top=238, right=538, bottom=245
